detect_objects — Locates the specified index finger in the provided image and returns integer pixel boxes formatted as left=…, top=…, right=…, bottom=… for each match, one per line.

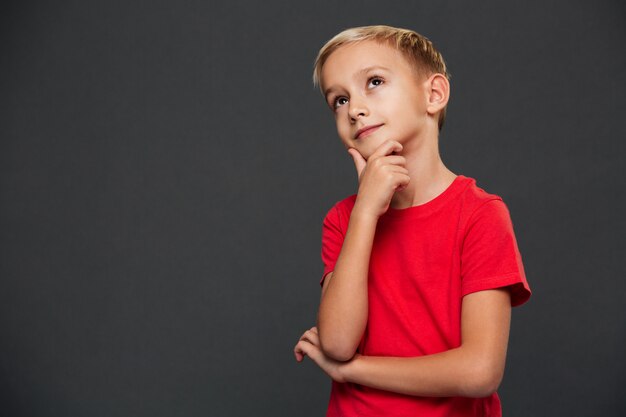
left=348, top=148, right=367, bottom=179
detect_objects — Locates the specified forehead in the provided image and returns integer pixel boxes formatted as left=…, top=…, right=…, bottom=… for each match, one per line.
left=320, top=40, right=414, bottom=90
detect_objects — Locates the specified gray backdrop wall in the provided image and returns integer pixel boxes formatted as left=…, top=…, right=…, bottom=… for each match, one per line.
left=1, top=1, right=624, bottom=416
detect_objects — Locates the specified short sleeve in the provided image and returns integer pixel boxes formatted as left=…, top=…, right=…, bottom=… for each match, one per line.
left=461, top=199, right=531, bottom=306
left=320, top=204, right=347, bottom=285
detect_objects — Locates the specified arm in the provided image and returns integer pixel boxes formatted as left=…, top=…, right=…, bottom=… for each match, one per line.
left=317, top=212, right=376, bottom=361
left=297, top=288, right=512, bottom=398
left=317, top=141, right=409, bottom=361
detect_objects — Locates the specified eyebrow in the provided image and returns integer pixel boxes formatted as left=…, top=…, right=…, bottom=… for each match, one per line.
left=323, top=65, right=391, bottom=100
left=356, top=65, right=391, bottom=77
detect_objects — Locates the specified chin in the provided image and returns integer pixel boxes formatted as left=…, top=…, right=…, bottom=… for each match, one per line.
left=361, top=139, right=388, bottom=158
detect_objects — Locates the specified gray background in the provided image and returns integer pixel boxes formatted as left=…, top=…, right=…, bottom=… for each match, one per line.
left=1, top=1, right=624, bottom=416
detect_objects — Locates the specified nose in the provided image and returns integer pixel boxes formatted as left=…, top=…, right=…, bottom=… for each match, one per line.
left=348, top=97, right=369, bottom=121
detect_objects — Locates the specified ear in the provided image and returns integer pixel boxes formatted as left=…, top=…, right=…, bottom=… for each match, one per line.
left=425, top=73, right=450, bottom=116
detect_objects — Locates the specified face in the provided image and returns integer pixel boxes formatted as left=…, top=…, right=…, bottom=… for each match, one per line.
left=321, top=41, right=429, bottom=159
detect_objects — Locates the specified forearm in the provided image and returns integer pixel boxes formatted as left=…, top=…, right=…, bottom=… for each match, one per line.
left=340, top=290, right=512, bottom=397
left=317, top=210, right=378, bottom=361
left=342, top=347, right=504, bottom=398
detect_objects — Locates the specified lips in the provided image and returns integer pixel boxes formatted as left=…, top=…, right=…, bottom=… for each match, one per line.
left=354, top=124, right=383, bottom=140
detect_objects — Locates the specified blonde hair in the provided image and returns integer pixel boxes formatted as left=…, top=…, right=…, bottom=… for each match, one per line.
left=313, top=25, right=450, bottom=130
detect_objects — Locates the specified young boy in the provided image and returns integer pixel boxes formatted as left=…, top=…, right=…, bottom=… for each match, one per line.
left=294, top=26, right=531, bottom=416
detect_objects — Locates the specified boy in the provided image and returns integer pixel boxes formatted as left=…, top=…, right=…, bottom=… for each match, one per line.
left=294, top=26, right=531, bottom=417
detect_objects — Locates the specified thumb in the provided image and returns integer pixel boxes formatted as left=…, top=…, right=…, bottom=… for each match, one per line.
left=347, top=148, right=367, bottom=179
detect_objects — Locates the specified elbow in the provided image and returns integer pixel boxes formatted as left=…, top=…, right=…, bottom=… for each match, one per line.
left=472, top=372, right=503, bottom=398
left=318, top=332, right=357, bottom=362
left=320, top=341, right=356, bottom=362
left=326, top=350, right=355, bottom=362
left=462, top=361, right=505, bottom=398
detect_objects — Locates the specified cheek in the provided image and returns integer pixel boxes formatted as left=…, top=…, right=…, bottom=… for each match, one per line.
left=335, top=122, right=352, bottom=146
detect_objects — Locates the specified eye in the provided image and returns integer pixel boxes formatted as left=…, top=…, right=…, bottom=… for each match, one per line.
left=333, top=96, right=349, bottom=109
left=367, top=76, right=384, bottom=88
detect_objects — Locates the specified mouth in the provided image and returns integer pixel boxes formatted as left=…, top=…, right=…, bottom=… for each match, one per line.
left=354, top=124, right=383, bottom=140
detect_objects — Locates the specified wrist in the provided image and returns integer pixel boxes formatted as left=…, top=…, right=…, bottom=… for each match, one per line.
left=351, top=202, right=381, bottom=223
left=340, top=353, right=362, bottom=383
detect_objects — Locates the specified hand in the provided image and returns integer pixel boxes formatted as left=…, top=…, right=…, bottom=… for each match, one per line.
left=348, top=140, right=410, bottom=218
left=294, top=327, right=349, bottom=383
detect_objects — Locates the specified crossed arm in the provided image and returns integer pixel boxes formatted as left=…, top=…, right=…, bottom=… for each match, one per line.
left=295, top=285, right=511, bottom=398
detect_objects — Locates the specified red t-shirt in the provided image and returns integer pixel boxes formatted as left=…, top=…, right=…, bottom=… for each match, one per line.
left=320, top=175, right=531, bottom=417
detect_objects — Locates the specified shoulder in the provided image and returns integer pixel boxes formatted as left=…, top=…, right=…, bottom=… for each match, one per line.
left=457, top=175, right=504, bottom=208
left=322, top=194, right=357, bottom=230
left=329, top=194, right=357, bottom=213
left=456, top=178, right=530, bottom=306
left=454, top=175, right=512, bottom=222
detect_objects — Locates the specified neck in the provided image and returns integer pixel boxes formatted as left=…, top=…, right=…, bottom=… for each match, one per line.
left=390, top=128, right=457, bottom=209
